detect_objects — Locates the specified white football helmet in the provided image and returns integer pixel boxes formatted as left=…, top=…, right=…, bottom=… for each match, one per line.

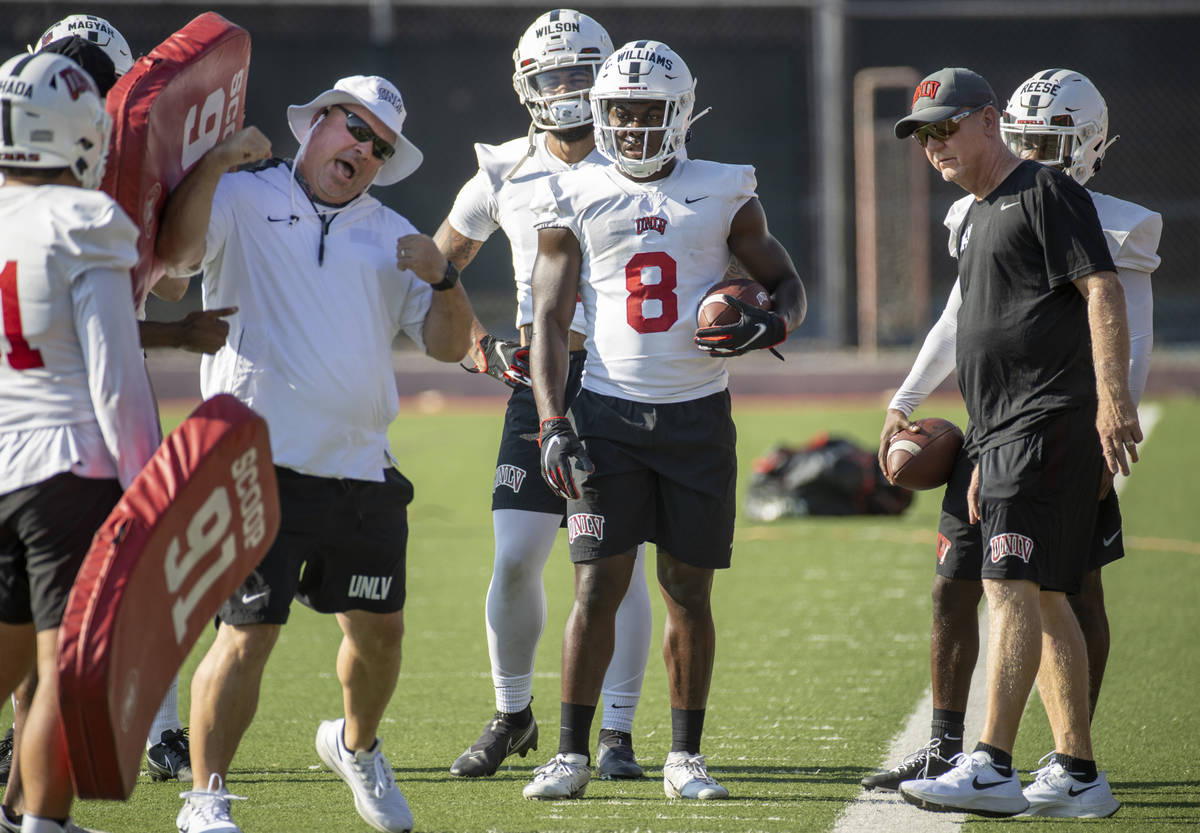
left=512, top=9, right=613, bottom=131
left=34, top=14, right=134, bottom=77
left=1001, top=69, right=1111, bottom=185
left=0, top=52, right=112, bottom=190
left=590, top=40, right=695, bottom=178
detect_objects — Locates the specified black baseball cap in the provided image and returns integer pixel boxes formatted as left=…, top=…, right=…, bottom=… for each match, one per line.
left=894, top=68, right=998, bottom=139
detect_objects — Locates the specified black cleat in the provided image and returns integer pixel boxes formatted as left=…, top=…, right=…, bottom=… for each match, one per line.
left=596, top=729, right=643, bottom=780
left=450, top=710, right=538, bottom=778
left=0, top=727, right=11, bottom=786
left=146, top=727, right=192, bottom=782
left=861, top=737, right=955, bottom=791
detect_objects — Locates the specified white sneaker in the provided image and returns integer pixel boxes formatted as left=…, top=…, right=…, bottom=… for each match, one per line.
left=176, top=774, right=245, bottom=833
left=522, top=753, right=590, bottom=800
left=315, top=719, right=412, bottom=833
left=899, top=750, right=1028, bottom=817
left=1020, top=756, right=1120, bottom=818
left=663, top=751, right=730, bottom=800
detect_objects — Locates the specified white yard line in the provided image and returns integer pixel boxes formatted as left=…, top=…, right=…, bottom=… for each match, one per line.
left=832, top=402, right=1161, bottom=833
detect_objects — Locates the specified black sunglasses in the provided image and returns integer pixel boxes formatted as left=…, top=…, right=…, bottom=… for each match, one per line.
left=913, top=103, right=988, bottom=147
left=328, top=104, right=395, bottom=161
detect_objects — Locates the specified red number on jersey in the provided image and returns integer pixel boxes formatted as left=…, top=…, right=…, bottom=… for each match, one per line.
left=0, top=261, right=46, bottom=370
left=624, top=251, right=678, bottom=334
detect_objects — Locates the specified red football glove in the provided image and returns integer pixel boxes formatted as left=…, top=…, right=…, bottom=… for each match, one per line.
left=694, top=295, right=786, bottom=358
left=466, top=334, right=531, bottom=388
left=538, top=417, right=593, bottom=500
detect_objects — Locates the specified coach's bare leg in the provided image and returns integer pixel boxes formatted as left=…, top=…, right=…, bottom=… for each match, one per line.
left=1068, top=568, right=1109, bottom=721
left=657, top=552, right=715, bottom=709
left=978, top=578, right=1041, bottom=753
left=20, top=629, right=72, bottom=820
left=561, top=554, right=636, bottom=705
left=189, top=623, right=280, bottom=788
left=931, top=576, right=983, bottom=712
left=0, top=624, right=35, bottom=816
left=336, top=610, right=405, bottom=750
left=1037, top=591, right=1094, bottom=760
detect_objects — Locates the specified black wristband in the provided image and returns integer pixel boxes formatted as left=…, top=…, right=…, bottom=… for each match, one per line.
left=431, top=260, right=459, bottom=291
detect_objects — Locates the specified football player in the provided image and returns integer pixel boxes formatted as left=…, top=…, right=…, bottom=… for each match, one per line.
left=524, top=40, right=806, bottom=801
left=435, top=9, right=654, bottom=781
left=0, top=52, right=159, bottom=833
left=865, top=70, right=1159, bottom=813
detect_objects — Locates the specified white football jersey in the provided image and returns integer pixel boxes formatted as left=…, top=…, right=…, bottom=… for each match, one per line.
left=533, top=158, right=756, bottom=403
left=0, top=185, right=158, bottom=491
left=448, top=132, right=603, bottom=332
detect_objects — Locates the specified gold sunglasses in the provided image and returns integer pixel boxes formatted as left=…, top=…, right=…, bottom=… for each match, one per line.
left=913, top=103, right=987, bottom=147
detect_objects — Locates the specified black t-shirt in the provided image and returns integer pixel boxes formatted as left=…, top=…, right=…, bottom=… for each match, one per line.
left=955, top=161, right=1116, bottom=453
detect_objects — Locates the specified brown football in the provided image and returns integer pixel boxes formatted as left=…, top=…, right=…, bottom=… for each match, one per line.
left=697, top=278, right=772, bottom=329
left=886, top=417, right=964, bottom=491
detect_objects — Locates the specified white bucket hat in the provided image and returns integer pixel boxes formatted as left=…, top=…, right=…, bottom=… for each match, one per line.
left=287, top=75, right=423, bottom=186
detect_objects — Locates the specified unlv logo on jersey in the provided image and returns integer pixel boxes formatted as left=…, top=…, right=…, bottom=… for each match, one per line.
left=936, top=532, right=952, bottom=565
left=58, top=65, right=93, bottom=100
left=912, top=79, right=941, bottom=108
left=989, top=532, right=1034, bottom=564
left=494, top=464, right=527, bottom=493
left=635, top=216, right=667, bottom=235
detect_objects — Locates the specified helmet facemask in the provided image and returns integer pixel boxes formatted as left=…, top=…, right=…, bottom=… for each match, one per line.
left=511, top=10, right=613, bottom=132
left=592, top=90, right=694, bottom=179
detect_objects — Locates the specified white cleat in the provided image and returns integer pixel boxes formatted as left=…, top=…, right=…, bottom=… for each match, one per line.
left=176, top=773, right=245, bottom=833
left=1020, top=756, right=1120, bottom=818
left=522, top=752, right=591, bottom=800
left=899, top=750, right=1028, bottom=817
left=663, top=751, right=730, bottom=800
left=315, top=719, right=413, bottom=833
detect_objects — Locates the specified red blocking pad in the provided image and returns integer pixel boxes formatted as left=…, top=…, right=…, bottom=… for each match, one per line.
left=57, top=394, right=279, bottom=799
left=101, top=12, right=251, bottom=309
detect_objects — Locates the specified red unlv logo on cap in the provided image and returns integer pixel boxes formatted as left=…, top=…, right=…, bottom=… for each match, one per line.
left=912, top=79, right=941, bottom=108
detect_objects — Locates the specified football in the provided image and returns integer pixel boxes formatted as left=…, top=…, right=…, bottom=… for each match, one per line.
left=885, top=417, right=964, bottom=491
left=697, top=278, right=772, bottom=329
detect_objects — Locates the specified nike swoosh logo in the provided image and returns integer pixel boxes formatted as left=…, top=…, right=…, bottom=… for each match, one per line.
left=1000, top=201, right=1020, bottom=211
left=972, top=776, right=1011, bottom=790
left=611, top=703, right=635, bottom=708
left=1102, top=530, right=1120, bottom=547
left=665, top=74, right=678, bottom=80
left=1068, top=783, right=1102, bottom=796
left=242, top=591, right=269, bottom=604
left=685, top=196, right=709, bottom=204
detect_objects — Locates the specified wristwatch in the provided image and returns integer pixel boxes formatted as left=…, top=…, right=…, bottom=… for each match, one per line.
left=431, top=260, right=459, bottom=291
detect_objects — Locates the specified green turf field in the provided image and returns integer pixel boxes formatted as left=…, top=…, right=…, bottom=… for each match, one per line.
left=66, top=397, right=1199, bottom=833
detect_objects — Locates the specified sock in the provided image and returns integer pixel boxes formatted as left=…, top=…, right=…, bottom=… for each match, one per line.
left=930, top=708, right=965, bottom=758
left=600, top=544, right=651, bottom=735
left=1054, top=753, right=1098, bottom=782
left=146, top=674, right=183, bottom=750
left=974, top=742, right=1013, bottom=775
left=558, top=702, right=595, bottom=760
left=486, top=510, right=560, bottom=714
left=20, top=814, right=66, bottom=833
left=670, top=708, right=706, bottom=754
left=501, top=701, right=533, bottom=728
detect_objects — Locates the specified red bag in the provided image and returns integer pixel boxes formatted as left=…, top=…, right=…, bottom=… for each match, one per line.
left=57, top=394, right=279, bottom=799
left=101, top=12, right=251, bottom=309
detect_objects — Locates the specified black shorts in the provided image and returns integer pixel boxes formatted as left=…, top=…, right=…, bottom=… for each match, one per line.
left=976, top=407, right=1103, bottom=594
left=218, top=466, right=413, bottom=626
left=936, top=439, right=1124, bottom=583
left=0, top=473, right=122, bottom=631
left=491, top=350, right=586, bottom=515
left=565, top=388, right=736, bottom=569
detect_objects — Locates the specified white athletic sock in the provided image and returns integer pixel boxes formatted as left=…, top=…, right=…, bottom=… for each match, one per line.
left=601, top=543, right=651, bottom=734
left=146, top=673, right=182, bottom=750
left=486, top=509, right=562, bottom=714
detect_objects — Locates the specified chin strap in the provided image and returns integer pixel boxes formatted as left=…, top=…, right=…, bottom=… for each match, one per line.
left=504, top=123, right=539, bottom=181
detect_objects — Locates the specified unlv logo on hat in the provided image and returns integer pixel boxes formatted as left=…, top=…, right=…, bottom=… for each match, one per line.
left=912, top=79, right=941, bottom=107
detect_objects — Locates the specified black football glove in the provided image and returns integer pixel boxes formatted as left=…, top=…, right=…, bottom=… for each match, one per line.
left=465, top=334, right=531, bottom=388
left=538, top=417, right=594, bottom=500
left=694, top=295, right=786, bottom=358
